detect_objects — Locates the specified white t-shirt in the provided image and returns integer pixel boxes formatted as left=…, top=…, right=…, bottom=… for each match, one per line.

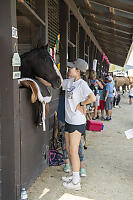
left=63, top=78, right=93, bottom=125
left=129, top=88, right=133, bottom=96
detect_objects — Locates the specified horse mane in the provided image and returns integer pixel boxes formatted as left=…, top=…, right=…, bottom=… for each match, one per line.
left=21, top=46, right=47, bottom=58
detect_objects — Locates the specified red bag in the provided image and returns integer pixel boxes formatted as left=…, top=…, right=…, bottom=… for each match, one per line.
left=86, top=120, right=103, bottom=132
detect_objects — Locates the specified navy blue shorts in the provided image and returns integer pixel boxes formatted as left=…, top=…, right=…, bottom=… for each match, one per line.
left=129, top=95, right=133, bottom=98
left=65, top=122, right=86, bottom=136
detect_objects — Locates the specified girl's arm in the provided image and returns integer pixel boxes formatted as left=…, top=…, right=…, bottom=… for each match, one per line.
left=97, top=80, right=103, bottom=89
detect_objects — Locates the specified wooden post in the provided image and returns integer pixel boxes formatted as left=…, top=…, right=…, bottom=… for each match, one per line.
left=0, top=0, right=21, bottom=199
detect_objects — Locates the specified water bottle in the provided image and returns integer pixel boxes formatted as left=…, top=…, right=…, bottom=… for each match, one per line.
left=21, top=188, right=28, bottom=200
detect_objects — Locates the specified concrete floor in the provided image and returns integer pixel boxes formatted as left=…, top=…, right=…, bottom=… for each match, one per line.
left=28, top=94, right=133, bottom=200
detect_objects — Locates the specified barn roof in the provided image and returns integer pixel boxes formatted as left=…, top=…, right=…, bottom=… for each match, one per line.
left=73, top=0, right=133, bottom=66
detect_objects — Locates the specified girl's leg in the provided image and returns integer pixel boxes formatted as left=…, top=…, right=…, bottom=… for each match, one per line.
left=69, top=130, right=81, bottom=172
left=62, top=132, right=70, bottom=172
left=64, top=132, right=70, bottom=158
left=129, top=97, right=132, bottom=104
left=94, top=106, right=98, bottom=118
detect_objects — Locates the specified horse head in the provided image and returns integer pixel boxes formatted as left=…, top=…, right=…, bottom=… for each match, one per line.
left=20, top=45, right=63, bottom=89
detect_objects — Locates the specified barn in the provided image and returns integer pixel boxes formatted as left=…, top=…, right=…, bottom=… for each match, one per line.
left=0, top=0, right=133, bottom=199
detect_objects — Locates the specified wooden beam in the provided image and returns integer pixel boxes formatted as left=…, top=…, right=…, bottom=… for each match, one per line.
left=17, top=0, right=46, bottom=27
left=98, top=39, right=130, bottom=50
left=96, top=35, right=131, bottom=46
left=63, top=0, right=103, bottom=53
left=89, top=24, right=131, bottom=40
left=93, top=31, right=132, bottom=44
left=80, top=7, right=133, bottom=25
left=89, top=0, right=133, bottom=14
left=102, top=48, right=127, bottom=57
left=86, top=16, right=133, bottom=34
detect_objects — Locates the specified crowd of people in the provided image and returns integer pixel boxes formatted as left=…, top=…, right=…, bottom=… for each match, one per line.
left=57, top=58, right=132, bottom=191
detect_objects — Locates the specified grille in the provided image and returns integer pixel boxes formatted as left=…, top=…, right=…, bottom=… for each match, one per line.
left=48, top=0, right=59, bottom=47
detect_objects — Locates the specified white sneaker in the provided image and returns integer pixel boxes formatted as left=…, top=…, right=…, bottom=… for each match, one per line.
left=62, top=176, right=73, bottom=182
left=115, top=105, right=119, bottom=108
left=63, top=181, right=81, bottom=190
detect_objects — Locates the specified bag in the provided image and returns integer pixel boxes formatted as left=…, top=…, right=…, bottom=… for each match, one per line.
left=86, top=120, right=103, bottom=132
left=49, top=150, right=65, bottom=166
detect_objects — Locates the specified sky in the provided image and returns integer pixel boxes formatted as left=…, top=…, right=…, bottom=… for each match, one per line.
left=127, top=50, right=133, bottom=66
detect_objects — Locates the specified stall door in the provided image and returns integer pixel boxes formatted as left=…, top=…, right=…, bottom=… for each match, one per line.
left=19, top=88, right=49, bottom=188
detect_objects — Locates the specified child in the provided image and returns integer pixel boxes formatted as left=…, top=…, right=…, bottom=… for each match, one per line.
left=129, top=84, right=133, bottom=104
left=113, top=87, right=121, bottom=108
left=97, top=77, right=106, bottom=120
left=89, top=71, right=103, bottom=120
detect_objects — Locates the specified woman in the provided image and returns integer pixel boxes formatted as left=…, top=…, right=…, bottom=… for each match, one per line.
left=62, top=58, right=96, bottom=190
left=89, top=70, right=103, bottom=119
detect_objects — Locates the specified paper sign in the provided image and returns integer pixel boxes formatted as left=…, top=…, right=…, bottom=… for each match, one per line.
left=125, top=129, right=133, bottom=139
left=12, top=53, right=21, bottom=66
left=93, top=59, right=97, bottom=71
left=13, top=71, right=21, bottom=79
left=12, top=26, right=18, bottom=39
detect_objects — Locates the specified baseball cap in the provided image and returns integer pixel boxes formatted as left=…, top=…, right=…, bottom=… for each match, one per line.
left=67, top=62, right=74, bottom=68
left=107, top=76, right=113, bottom=81
left=67, top=58, right=89, bottom=72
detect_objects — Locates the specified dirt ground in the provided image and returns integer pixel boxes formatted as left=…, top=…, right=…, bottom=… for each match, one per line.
left=28, top=94, right=133, bottom=200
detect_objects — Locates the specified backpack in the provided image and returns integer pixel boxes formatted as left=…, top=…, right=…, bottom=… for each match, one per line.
left=49, top=150, right=65, bottom=166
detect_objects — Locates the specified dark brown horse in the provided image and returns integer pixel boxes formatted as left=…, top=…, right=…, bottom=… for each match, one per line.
left=20, top=45, right=63, bottom=89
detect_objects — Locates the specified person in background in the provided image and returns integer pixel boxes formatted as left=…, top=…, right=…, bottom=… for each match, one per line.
left=113, top=87, right=121, bottom=108
left=129, top=84, right=133, bottom=104
left=104, top=76, right=114, bottom=121
left=89, top=70, right=103, bottom=120
left=97, top=76, right=106, bottom=120
left=62, top=58, right=96, bottom=190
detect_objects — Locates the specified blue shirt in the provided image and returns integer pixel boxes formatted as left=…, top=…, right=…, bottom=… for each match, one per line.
left=57, top=93, right=65, bottom=123
left=106, top=82, right=114, bottom=98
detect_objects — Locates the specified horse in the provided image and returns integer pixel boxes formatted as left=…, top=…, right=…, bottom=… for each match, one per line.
left=20, top=45, right=63, bottom=89
left=114, top=76, right=130, bottom=93
left=19, top=45, right=63, bottom=128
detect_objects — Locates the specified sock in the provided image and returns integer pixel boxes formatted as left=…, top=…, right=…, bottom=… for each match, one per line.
left=72, top=172, right=80, bottom=184
left=65, top=163, right=70, bottom=167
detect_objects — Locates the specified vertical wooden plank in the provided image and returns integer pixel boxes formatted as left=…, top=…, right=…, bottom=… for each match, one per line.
left=0, top=0, right=21, bottom=199
left=59, top=0, right=68, bottom=78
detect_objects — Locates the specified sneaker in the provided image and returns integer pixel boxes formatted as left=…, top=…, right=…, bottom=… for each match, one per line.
left=101, top=116, right=105, bottom=121
left=62, top=176, right=73, bottom=182
left=80, top=168, right=86, bottom=177
left=105, top=117, right=111, bottom=121
left=64, top=164, right=71, bottom=173
left=92, top=117, right=96, bottom=120
left=63, top=181, right=81, bottom=190
left=115, top=105, right=119, bottom=108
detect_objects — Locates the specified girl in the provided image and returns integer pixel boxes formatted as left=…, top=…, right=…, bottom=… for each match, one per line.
left=62, top=58, right=96, bottom=190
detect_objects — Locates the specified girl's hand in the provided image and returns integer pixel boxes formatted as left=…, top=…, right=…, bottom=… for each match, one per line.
left=75, top=104, right=86, bottom=115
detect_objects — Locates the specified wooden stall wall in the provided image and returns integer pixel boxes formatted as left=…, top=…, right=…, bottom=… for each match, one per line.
left=0, top=0, right=18, bottom=199
left=79, top=26, right=85, bottom=59
left=0, top=134, right=1, bottom=199
left=68, top=14, right=78, bottom=61
left=59, top=0, right=68, bottom=78
left=16, top=0, right=50, bottom=189
left=48, top=0, right=61, bottom=148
